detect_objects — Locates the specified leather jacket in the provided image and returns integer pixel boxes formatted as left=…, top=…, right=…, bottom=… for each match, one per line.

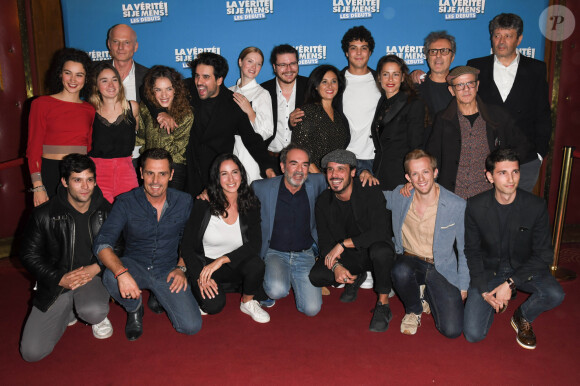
left=20, top=185, right=112, bottom=312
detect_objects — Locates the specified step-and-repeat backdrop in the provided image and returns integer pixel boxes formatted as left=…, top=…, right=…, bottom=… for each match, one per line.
left=61, top=0, right=549, bottom=86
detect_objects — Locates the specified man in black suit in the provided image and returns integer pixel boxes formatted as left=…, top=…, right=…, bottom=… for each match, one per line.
left=309, top=149, right=396, bottom=332
left=463, top=149, right=564, bottom=350
left=467, top=13, right=552, bottom=191
left=260, top=44, right=308, bottom=155
left=185, top=53, right=275, bottom=196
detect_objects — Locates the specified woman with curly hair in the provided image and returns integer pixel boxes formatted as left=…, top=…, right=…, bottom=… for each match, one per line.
left=137, top=65, right=193, bottom=191
left=27, top=48, right=95, bottom=205
left=291, top=64, right=350, bottom=173
left=229, top=46, right=273, bottom=183
left=180, top=154, right=270, bottom=323
left=365, top=55, right=427, bottom=190
left=88, top=62, right=140, bottom=203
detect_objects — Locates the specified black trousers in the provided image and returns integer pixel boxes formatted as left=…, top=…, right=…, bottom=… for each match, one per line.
left=309, top=241, right=395, bottom=294
left=168, top=163, right=187, bottom=191
left=190, top=254, right=267, bottom=315
left=41, top=158, right=62, bottom=198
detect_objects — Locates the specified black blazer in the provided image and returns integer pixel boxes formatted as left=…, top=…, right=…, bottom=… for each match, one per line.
left=180, top=199, right=262, bottom=282
left=184, top=82, right=274, bottom=195
left=370, top=92, right=426, bottom=190
left=260, top=75, right=308, bottom=145
left=467, top=55, right=552, bottom=157
left=426, top=96, right=534, bottom=193
left=465, top=188, right=553, bottom=295
left=315, top=179, right=394, bottom=258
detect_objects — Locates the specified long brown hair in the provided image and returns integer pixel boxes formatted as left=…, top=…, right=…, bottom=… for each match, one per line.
left=144, top=65, right=191, bottom=123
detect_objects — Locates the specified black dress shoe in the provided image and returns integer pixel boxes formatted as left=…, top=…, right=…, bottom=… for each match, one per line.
left=340, top=272, right=367, bottom=303
left=147, top=292, right=164, bottom=314
left=125, top=305, right=144, bottom=341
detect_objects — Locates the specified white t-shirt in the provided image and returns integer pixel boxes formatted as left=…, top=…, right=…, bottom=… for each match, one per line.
left=343, top=70, right=381, bottom=160
left=202, top=214, right=243, bottom=259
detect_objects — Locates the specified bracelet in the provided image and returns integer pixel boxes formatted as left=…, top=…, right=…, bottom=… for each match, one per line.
left=331, top=262, right=342, bottom=272
left=28, top=185, right=46, bottom=193
left=339, top=240, right=346, bottom=249
left=114, top=267, right=128, bottom=279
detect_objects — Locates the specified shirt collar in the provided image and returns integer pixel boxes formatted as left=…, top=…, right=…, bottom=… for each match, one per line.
left=494, top=52, right=520, bottom=68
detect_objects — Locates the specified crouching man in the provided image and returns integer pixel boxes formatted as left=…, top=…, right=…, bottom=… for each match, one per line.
left=387, top=150, right=469, bottom=337
left=309, top=150, right=396, bottom=332
left=20, top=154, right=113, bottom=362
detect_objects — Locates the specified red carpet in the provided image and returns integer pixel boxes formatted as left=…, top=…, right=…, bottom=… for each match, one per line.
left=1, top=245, right=579, bottom=385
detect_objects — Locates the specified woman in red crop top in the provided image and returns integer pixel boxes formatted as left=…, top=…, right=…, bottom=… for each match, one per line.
left=88, top=62, right=140, bottom=203
left=27, top=48, right=95, bottom=206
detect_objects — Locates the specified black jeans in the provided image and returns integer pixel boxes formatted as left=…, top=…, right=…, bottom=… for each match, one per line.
left=309, top=241, right=394, bottom=294
left=391, top=254, right=464, bottom=338
left=190, top=255, right=267, bottom=315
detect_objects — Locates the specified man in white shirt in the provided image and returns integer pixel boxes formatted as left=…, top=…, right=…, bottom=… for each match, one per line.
left=467, top=13, right=552, bottom=192
left=261, top=45, right=308, bottom=158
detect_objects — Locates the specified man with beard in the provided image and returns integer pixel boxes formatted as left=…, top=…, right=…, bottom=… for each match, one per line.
left=95, top=148, right=202, bottom=341
left=252, top=143, right=326, bottom=316
left=261, top=45, right=308, bottom=155
left=309, top=149, right=395, bottom=332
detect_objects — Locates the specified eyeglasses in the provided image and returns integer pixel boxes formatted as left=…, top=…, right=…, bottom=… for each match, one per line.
left=452, top=81, right=477, bottom=90
left=275, top=62, right=298, bottom=69
left=427, top=48, right=454, bottom=56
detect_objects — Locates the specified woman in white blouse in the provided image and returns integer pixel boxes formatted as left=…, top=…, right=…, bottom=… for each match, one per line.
left=229, top=47, right=274, bottom=183
left=180, top=154, right=270, bottom=323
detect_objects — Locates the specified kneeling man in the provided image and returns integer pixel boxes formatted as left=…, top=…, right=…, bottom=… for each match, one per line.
left=464, top=148, right=564, bottom=349
left=94, top=148, right=202, bottom=340
left=20, top=154, right=113, bottom=362
left=387, top=150, right=469, bottom=337
left=309, top=150, right=396, bottom=332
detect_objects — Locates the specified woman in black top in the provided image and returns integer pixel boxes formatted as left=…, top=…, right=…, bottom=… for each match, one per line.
left=291, top=65, right=349, bottom=173
left=88, top=62, right=139, bottom=203
left=363, top=55, right=427, bottom=191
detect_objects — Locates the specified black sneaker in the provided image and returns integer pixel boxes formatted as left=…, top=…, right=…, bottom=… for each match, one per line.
left=369, top=302, right=393, bottom=332
left=340, top=271, right=367, bottom=303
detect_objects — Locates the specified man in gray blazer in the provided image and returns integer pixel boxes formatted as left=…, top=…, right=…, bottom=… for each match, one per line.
left=252, top=143, right=326, bottom=316
left=386, top=149, right=469, bottom=337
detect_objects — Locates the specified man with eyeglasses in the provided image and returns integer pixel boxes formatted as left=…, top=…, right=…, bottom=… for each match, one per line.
left=425, top=66, right=532, bottom=199
left=411, top=31, right=457, bottom=124
left=467, top=13, right=551, bottom=192
left=261, top=45, right=308, bottom=158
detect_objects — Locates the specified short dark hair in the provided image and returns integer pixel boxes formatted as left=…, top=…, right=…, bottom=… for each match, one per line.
left=60, top=153, right=96, bottom=182
left=47, top=48, right=92, bottom=97
left=269, top=44, right=298, bottom=66
left=304, top=64, right=345, bottom=106
left=140, top=148, right=174, bottom=170
left=489, top=13, right=524, bottom=38
left=423, top=30, right=456, bottom=55
left=404, top=149, right=437, bottom=175
left=280, top=143, right=311, bottom=165
left=189, top=52, right=229, bottom=80
left=485, top=148, right=520, bottom=174
left=341, top=26, right=375, bottom=54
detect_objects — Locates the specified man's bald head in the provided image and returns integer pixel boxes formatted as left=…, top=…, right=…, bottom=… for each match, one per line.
left=107, top=24, right=138, bottom=64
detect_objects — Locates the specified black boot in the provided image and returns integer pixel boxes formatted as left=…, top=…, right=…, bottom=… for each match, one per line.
left=147, top=292, right=164, bottom=314
left=125, top=304, right=144, bottom=341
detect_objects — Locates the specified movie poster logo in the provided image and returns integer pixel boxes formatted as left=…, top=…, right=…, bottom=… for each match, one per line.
left=226, top=0, right=273, bottom=21
left=517, top=47, right=536, bottom=58
left=385, top=45, right=425, bottom=66
left=439, top=0, right=485, bottom=20
left=87, top=50, right=111, bottom=62
left=295, top=45, right=327, bottom=66
left=175, top=47, right=222, bottom=68
left=122, top=2, right=169, bottom=24
left=333, top=0, right=380, bottom=20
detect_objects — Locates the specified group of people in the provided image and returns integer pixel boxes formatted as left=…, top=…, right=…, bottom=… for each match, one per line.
left=20, top=12, right=564, bottom=363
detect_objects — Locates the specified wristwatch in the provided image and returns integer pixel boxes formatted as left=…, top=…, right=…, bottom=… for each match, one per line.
left=176, top=265, right=187, bottom=273
left=506, top=278, right=515, bottom=291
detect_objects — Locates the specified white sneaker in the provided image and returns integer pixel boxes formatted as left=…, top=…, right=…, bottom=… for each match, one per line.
left=401, top=313, right=421, bottom=335
left=199, top=307, right=208, bottom=316
left=240, top=300, right=270, bottom=323
left=92, top=317, right=113, bottom=339
left=419, top=285, right=431, bottom=314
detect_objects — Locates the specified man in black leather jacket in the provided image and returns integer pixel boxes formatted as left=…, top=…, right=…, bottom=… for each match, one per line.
left=20, top=154, right=113, bottom=362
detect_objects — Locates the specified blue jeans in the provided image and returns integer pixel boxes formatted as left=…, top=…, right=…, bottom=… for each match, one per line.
left=356, top=159, right=374, bottom=177
left=391, top=255, right=464, bottom=338
left=463, top=268, right=564, bottom=343
left=103, top=257, right=202, bottom=335
left=264, top=247, right=322, bottom=316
